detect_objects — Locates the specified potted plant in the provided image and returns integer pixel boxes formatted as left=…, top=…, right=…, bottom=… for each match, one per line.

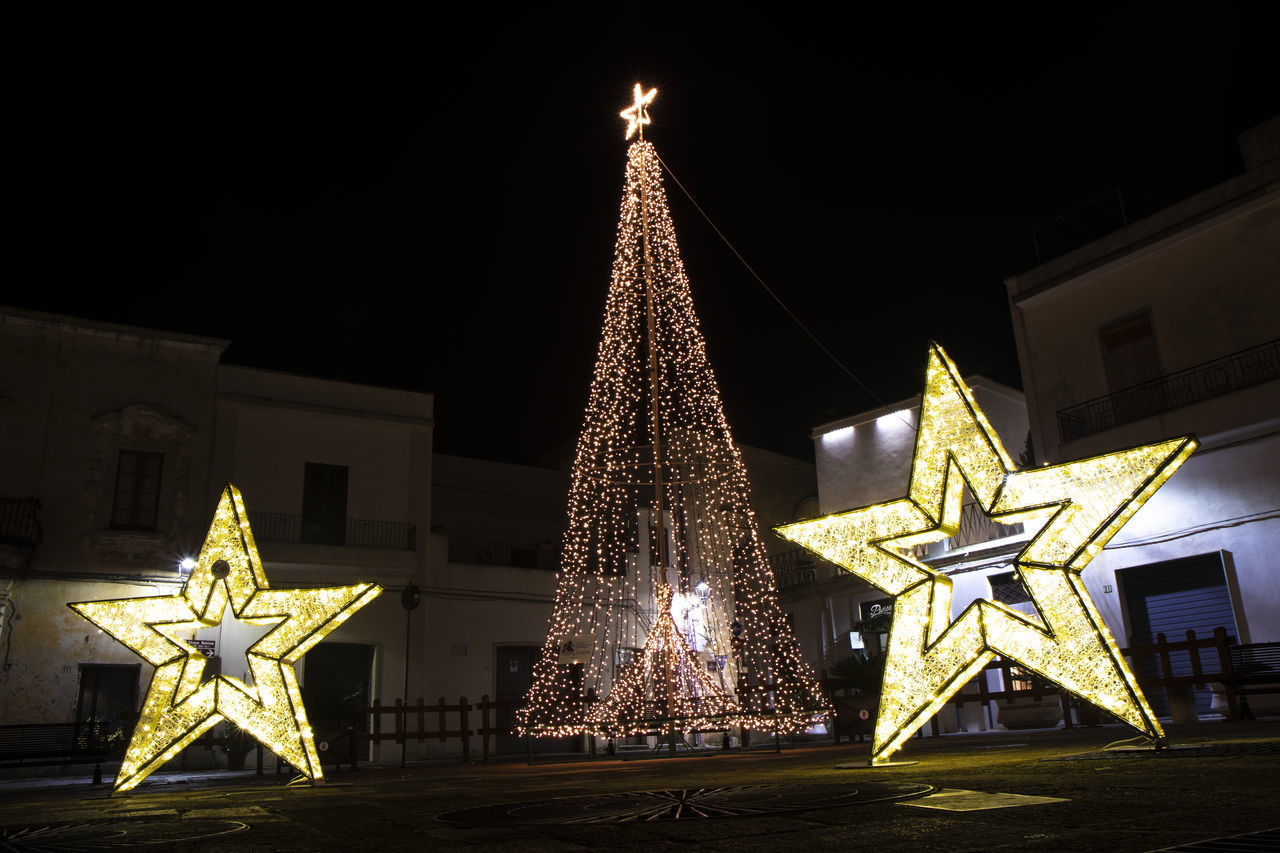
left=1069, top=694, right=1103, bottom=727
left=223, top=723, right=256, bottom=770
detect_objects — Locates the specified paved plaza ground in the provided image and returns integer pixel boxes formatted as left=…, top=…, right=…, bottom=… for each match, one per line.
left=1, top=720, right=1277, bottom=851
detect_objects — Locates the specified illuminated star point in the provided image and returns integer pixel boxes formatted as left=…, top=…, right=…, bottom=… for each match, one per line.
left=620, top=83, right=657, bottom=140
left=777, top=343, right=1195, bottom=764
left=69, top=484, right=381, bottom=791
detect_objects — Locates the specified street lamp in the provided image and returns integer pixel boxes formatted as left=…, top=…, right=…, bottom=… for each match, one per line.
left=400, top=584, right=421, bottom=768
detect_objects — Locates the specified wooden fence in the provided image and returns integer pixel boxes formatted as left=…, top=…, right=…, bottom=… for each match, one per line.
left=332, top=628, right=1251, bottom=765
left=324, top=695, right=553, bottom=768
left=826, top=626, right=1240, bottom=740
left=120, top=625, right=1261, bottom=774
left=328, top=692, right=805, bottom=767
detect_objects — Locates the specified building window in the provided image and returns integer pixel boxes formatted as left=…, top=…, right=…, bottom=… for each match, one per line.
left=302, top=462, right=348, bottom=545
left=1099, top=310, right=1166, bottom=423
left=989, top=571, right=1031, bottom=605
left=1100, top=310, right=1162, bottom=390
left=1006, top=664, right=1041, bottom=694
left=110, top=449, right=164, bottom=531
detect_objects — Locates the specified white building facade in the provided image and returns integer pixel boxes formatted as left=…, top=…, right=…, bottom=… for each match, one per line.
left=1005, top=118, right=1280, bottom=713
left=211, top=365, right=434, bottom=761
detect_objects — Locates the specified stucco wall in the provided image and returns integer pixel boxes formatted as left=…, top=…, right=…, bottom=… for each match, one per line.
left=0, top=310, right=224, bottom=573
left=1012, top=192, right=1280, bottom=463
left=813, top=379, right=1028, bottom=515
left=432, top=454, right=568, bottom=545
left=1081, top=431, right=1280, bottom=646
left=1002, top=164, right=1280, bottom=701
left=216, top=365, right=433, bottom=533
left=0, top=578, right=163, bottom=724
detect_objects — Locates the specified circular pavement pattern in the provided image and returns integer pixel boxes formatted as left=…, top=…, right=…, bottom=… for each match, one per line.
left=437, top=782, right=934, bottom=824
left=0, top=819, right=248, bottom=850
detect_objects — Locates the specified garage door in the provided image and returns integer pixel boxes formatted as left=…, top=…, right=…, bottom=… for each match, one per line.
left=1120, top=552, right=1237, bottom=716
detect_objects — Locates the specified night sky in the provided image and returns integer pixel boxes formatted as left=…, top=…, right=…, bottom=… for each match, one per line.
left=5, top=6, right=1277, bottom=464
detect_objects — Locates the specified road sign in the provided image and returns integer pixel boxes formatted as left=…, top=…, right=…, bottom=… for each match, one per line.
left=557, top=634, right=594, bottom=664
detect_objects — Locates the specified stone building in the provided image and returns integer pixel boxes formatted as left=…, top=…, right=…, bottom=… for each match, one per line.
left=0, top=307, right=226, bottom=735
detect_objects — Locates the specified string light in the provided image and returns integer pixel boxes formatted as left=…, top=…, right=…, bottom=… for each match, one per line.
left=69, top=485, right=381, bottom=791
left=517, top=93, right=827, bottom=740
left=777, top=343, right=1196, bottom=764
left=586, top=585, right=739, bottom=735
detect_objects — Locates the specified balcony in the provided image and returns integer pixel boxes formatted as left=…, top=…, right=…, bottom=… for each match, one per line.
left=913, top=502, right=1024, bottom=561
left=1057, top=339, right=1280, bottom=443
left=769, top=548, right=845, bottom=590
left=447, top=537, right=558, bottom=570
left=247, top=512, right=416, bottom=551
left=771, top=504, right=1024, bottom=590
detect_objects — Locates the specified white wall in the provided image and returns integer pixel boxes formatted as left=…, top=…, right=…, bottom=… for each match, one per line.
left=1083, top=430, right=1280, bottom=646
left=1009, top=178, right=1280, bottom=464
left=1007, top=166, right=1280, bottom=654
left=432, top=453, right=567, bottom=545
left=216, top=366, right=433, bottom=536
left=813, top=378, right=1028, bottom=515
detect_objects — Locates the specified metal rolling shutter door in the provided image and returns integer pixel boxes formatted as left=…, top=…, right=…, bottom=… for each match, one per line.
left=1121, top=553, right=1237, bottom=716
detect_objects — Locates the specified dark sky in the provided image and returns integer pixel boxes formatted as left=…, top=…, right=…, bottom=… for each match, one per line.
left=5, top=6, right=1277, bottom=464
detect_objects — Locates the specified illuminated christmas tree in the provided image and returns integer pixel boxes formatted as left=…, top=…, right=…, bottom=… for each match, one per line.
left=518, top=87, right=826, bottom=740
left=586, top=585, right=739, bottom=736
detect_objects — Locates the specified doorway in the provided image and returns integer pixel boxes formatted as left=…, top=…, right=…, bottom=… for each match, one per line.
left=494, top=645, right=580, bottom=755
left=301, top=642, right=375, bottom=758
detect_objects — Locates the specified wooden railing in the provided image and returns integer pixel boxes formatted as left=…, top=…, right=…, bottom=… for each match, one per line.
left=326, top=691, right=812, bottom=767
left=330, top=697, right=475, bottom=769
left=825, top=626, right=1243, bottom=738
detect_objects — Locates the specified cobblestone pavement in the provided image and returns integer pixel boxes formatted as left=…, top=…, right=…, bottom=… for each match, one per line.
left=1, top=721, right=1277, bottom=852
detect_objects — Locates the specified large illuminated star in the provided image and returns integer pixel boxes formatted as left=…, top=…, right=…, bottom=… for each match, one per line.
left=777, top=344, right=1195, bottom=764
left=70, top=484, right=381, bottom=791
left=620, top=83, right=657, bottom=140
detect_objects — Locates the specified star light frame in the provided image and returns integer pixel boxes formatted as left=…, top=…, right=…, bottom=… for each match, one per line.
left=620, top=83, right=657, bottom=140
left=776, top=343, right=1195, bottom=764
left=70, top=484, right=381, bottom=791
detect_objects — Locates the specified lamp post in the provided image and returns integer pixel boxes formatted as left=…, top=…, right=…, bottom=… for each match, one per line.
left=400, top=584, right=421, bottom=768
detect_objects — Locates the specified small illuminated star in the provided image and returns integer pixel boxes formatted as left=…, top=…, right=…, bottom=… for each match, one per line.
left=620, top=83, right=657, bottom=140
left=70, top=485, right=381, bottom=791
left=777, top=343, right=1195, bottom=764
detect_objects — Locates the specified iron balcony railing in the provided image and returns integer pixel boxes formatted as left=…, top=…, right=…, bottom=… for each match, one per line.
left=768, top=548, right=844, bottom=590
left=0, top=497, right=42, bottom=548
left=246, top=511, right=416, bottom=551
left=771, top=503, right=1023, bottom=587
left=447, top=537, right=558, bottom=570
left=915, top=502, right=1024, bottom=559
left=1057, top=338, right=1280, bottom=443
